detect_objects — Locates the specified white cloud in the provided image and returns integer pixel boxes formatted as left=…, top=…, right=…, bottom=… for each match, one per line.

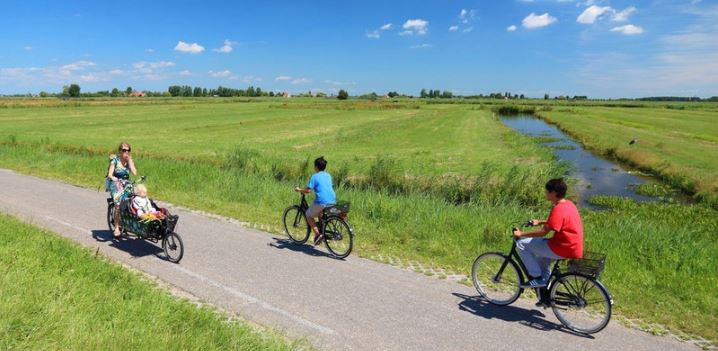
left=208, top=70, right=232, bottom=78
left=275, top=75, right=292, bottom=81
left=145, top=48, right=154, bottom=53
left=612, top=7, right=636, bottom=22
left=367, top=23, right=394, bottom=39
left=23, top=46, right=32, bottom=51
left=174, top=41, right=204, bottom=54
left=410, top=43, right=432, bottom=49
left=133, top=61, right=175, bottom=70
left=79, top=74, right=101, bottom=82
left=610, top=24, right=644, bottom=35
left=213, top=39, right=237, bottom=53
left=449, top=25, right=459, bottom=32
left=366, top=30, right=381, bottom=39
left=463, top=26, right=473, bottom=33
left=459, top=9, right=468, bottom=18
left=577, top=5, right=613, bottom=24
left=398, top=30, right=413, bottom=36
left=240, top=75, right=262, bottom=83
left=60, top=60, right=95, bottom=71
left=291, top=77, right=311, bottom=85
left=109, top=69, right=124, bottom=75
left=507, top=25, right=517, bottom=32
left=522, top=13, right=557, bottom=29
left=179, top=70, right=192, bottom=76
left=324, top=80, right=356, bottom=86
left=402, top=19, right=429, bottom=35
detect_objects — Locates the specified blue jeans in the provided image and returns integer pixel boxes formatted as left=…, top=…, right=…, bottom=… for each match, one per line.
left=516, top=238, right=563, bottom=280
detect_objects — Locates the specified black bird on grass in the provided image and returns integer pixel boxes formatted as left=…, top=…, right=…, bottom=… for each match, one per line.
left=629, top=139, right=637, bottom=145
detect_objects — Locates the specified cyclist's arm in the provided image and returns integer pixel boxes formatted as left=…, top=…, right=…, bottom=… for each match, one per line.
left=294, top=187, right=312, bottom=194
left=514, top=226, right=550, bottom=238
left=530, top=219, right=547, bottom=226
left=128, top=156, right=137, bottom=176
left=107, top=162, right=117, bottom=181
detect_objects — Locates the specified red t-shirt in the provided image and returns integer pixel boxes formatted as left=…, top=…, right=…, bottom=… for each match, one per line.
left=546, top=200, right=583, bottom=258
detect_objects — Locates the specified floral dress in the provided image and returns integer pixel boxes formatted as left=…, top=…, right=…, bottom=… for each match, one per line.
left=109, top=156, right=131, bottom=205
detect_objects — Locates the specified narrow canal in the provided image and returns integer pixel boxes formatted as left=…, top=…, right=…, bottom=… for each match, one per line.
left=500, top=114, right=658, bottom=207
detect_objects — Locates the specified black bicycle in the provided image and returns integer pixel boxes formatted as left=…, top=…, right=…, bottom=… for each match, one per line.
left=282, top=192, right=354, bottom=258
left=106, top=176, right=184, bottom=263
left=471, top=221, right=613, bottom=334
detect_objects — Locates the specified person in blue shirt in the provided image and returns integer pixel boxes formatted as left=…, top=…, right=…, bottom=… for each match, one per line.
left=295, top=156, right=336, bottom=245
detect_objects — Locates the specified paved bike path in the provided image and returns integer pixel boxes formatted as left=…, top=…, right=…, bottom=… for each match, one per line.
left=0, top=168, right=698, bottom=351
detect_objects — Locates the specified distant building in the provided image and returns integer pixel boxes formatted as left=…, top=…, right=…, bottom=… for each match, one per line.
left=128, top=91, right=146, bottom=97
left=282, top=91, right=292, bottom=98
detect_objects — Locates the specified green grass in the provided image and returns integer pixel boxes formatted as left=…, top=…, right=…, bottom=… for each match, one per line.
left=0, top=98, right=717, bottom=342
left=0, top=213, right=303, bottom=350
left=535, top=106, right=718, bottom=207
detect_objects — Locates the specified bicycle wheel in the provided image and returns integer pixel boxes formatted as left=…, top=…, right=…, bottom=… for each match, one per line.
left=283, top=206, right=310, bottom=243
left=163, top=232, right=184, bottom=263
left=550, top=273, right=612, bottom=334
left=471, top=253, right=523, bottom=305
left=323, top=217, right=353, bottom=258
left=107, top=203, right=116, bottom=232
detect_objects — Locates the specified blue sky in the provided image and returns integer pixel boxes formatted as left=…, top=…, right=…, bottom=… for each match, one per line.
left=1, top=0, right=717, bottom=98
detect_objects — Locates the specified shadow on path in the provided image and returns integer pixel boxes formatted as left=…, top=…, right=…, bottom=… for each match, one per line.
left=268, top=237, right=344, bottom=260
left=452, top=292, right=594, bottom=339
left=91, top=229, right=163, bottom=259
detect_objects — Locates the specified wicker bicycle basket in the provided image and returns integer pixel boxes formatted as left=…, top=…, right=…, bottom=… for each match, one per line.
left=562, top=251, right=606, bottom=278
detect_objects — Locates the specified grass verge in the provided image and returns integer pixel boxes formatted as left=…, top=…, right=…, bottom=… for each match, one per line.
left=0, top=213, right=305, bottom=350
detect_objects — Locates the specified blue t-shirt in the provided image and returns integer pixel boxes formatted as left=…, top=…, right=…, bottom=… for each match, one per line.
left=307, top=171, right=336, bottom=205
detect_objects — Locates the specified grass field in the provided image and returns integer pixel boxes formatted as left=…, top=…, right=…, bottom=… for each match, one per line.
left=0, top=98, right=717, bottom=343
left=0, top=213, right=303, bottom=350
left=535, top=106, right=718, bottom=207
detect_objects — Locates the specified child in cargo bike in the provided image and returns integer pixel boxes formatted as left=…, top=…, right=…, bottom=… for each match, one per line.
left=294, top=156, right=336, bottom=246
left=132, top=184, right=169, bottom=222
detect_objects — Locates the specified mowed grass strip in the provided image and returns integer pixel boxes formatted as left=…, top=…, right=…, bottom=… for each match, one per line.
left=0, top=214, right=304, bottom=350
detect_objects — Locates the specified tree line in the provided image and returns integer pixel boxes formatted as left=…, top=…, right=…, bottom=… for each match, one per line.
left=15, top=84, right=718, bottom=102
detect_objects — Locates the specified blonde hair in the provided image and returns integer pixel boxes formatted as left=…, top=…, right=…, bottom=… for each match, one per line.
left=134, top=184, right=147, bottom=195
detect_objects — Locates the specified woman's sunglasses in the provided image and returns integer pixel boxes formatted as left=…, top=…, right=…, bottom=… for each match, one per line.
left=121, top=148, right=131, bottom=152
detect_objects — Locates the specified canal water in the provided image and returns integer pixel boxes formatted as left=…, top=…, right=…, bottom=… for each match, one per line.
left=499, top=114, right=657, bottom=207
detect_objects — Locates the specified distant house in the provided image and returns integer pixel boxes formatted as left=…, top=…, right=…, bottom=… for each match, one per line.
left=128, top=91, right=146, bottom=97
left=282, top=91, right=292, bottom=98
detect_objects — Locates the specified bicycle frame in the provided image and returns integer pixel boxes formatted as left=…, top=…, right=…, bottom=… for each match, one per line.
left=495, top=240, right=561, bottom=290
left=291, top=193, right=345, bottom=235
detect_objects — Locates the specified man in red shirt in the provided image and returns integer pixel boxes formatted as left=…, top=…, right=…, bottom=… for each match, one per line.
left=512, top=178, right=584, bottom=290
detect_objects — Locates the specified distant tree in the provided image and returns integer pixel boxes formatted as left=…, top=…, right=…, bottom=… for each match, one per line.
left=420, top=89, right=428, bottom=98
left=110, top=88, right=120, bottom=97
left=441, top=90, right=453, bottom=99
left=168, top=85, right=180, bottom=97
left=126, top=86, right=133, bottom=95
left=519, top=94, right=525, bottom=99
left=387, top=91, right=399, bottom=98
left=67, top=84, right=81, bottom=97
left=193, top=87, right=202, bottom=97
left=269, top=91, right=275, bottom=97
left=337, top=89, right=349, bottom=100
left=39, top=91, right=49, bottom=97
left=544, top=93, right=549, bottom=100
